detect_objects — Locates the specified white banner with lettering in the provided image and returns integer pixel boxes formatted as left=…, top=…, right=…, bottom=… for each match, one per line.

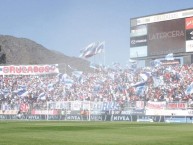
left=146, top=109, right=193, bottom=116
left=0, top=64, right=59, bottom=75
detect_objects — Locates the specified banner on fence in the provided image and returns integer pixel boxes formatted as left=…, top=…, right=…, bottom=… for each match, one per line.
left=146, top=101, right=166, bottom=109
left=20, top=103, right=29, bottom=112
left=146, top=109, right=193, bottom=116
left=112, top=115, right=131, bottom=121
left=167, top=102, right=187, bottom=109
left=136, top=101, right=145, bottom=109
left=0, top=110, right=18, bottom=115
left=121, top=109, right=145, bottom=115
left=48, top=101, right=121, bottom=111
left=0, top=64, right=59, bottom=75
left=31, top=110, right=59, bottom=115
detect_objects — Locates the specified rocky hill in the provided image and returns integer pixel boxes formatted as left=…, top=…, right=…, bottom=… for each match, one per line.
left=0, top=35, right=91, bottom=74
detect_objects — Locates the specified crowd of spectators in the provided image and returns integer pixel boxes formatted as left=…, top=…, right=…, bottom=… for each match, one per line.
left=0, top=63, right=193, bottom=110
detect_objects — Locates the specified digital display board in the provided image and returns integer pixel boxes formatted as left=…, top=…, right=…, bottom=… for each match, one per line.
left=148, top=19, right=185, bottom=56
left=130, top=8, right=193, bottom=58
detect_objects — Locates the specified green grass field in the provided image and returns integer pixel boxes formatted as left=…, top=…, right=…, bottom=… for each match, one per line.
left=0, top=121, right=193, bottom=145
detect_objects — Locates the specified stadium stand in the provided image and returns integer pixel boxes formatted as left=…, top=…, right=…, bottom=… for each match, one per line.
left=0, top=63, right=193, bottom=122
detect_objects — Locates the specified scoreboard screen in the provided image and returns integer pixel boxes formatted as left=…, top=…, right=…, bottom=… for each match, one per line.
left=130, top=8, right=193, bottom=58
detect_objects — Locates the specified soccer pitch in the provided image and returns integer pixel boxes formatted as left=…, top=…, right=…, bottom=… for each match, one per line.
left=0, top=121, right=193, bottom=145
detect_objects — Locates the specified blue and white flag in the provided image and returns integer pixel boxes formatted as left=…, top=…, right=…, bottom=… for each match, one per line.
left=152, top=76, right=164, bottom=88
left=14, top=86, right=28, bottom=97
left=80, top=42, right=96, bottom=53
left=90, top=62, right=100, bottom=70
left=2, top=88, right=10, bottom=97
left=95, top=41, right=105, bottom=54
left=93, top=84, right=101, bottom=92
left=47, top=83, right=54, bottom=92
left=20, top=91, right=29, bottom=97
left=72, top=71, right=83, bottom=78
left=38, top=92, right=46, bottom=100
left=131, top=81, right=146, bottom=87
left=165, top=53, right=174, bottom=60
left=63, top=78, right=74, bottom=87
left=139, top=73, right=149, bottom=82
left=79, top=42, right=100, bottom=58
left=58, top=73, right=68, bottom=83
left=135, top=86, right=146, bottom=96
left=17, top=89, right=27, bottom=96
left=185, top=82, right=193, bottom=95
left=112, top=62, right=121, bottom=70
left=151, top=59, right=162, bottom=67
left=129, top=59, right=136, bottom=63
left=131, top=63, right=137, bottom=69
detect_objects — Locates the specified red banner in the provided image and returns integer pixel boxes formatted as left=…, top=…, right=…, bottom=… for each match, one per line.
left=146, top=101, right=166, bottom=109
left=167, top=102, right=187, bottom=109
left=31, top=109, right=59, bottom=115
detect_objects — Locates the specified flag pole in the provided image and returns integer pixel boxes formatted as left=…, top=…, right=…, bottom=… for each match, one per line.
left=136, top=51, right=138, bottom=68
left=103, top=41, right=106, bottom=66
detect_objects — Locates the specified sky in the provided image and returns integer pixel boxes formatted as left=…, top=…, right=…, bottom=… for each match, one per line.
left=0, top=0, right=193, bottom=67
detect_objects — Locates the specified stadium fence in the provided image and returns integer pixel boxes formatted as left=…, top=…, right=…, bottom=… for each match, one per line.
left=0, top=101, right=193, bottom=123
